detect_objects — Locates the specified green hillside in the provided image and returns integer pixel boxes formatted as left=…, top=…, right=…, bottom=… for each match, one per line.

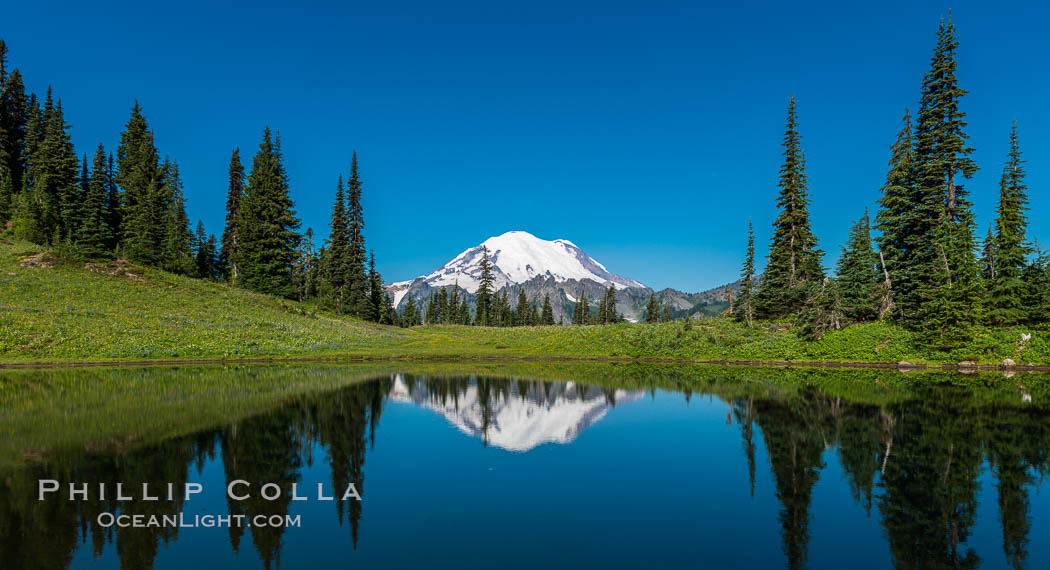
left=2, top=239, right=1048, bottom=366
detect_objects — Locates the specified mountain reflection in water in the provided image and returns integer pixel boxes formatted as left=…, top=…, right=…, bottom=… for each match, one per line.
left=0, top=365, right=1047, bottom=569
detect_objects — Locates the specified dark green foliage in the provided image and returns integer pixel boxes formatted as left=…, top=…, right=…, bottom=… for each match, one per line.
left=573, top=289, right=590, bottom=325
left=116, top=102, right=165, bottom=265
left=160, top=159, right=194, bottom=275
left=875, top=111, right=917, bottom=323
left=237, top=128, right=301, bottom=298
left=1021, top=248, right=1049, bottom=324
left=0, top=68, right=29, bottom=220
left=193, top=220, right=218, bottom=280
left=987, top=123, right=1030, bottom=325
left=291, top=227, right=318, bottom=301
left=367, top=250, right=383, bottom=323
left=324, top=175, right=350, bottom=309
left=800, top=278, right=844, bottom=340
left=541, top=294, right=554, bottom=325
left=645, top=293, right=659, bottom=324
left=401, top=296, right=418, bottom=327
left=912, top=18, right=983, bottom=347
left=15, top=90, right=79, bottom=244
left=597, top=285, right=618, bottom=324
left=75, top=144, right=113, bottom=259
left=220, top=148, right=244, bottom=282
left=734, top=219, right=756, bottom=327
left=754, top=96, right=824, bottom=318
left=474, top=246, right=494, bottom=325
left=836, top=210, right=879, bottom=322
left=344, top=151, right=368, bottom=316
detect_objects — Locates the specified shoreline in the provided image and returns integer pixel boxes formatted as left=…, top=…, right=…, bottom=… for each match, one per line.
left=3, top=354, right=1049, bottom=372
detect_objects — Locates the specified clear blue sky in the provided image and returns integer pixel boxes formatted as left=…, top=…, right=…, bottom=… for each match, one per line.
left=3, top=0, right=1047, bottom=292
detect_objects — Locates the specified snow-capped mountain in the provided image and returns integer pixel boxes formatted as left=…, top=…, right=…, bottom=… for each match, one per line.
left=384, top=230, right=756, bottom=323
left=388, top=374, right=643, bottom=451
left=387, top=231, right=645, bottom=312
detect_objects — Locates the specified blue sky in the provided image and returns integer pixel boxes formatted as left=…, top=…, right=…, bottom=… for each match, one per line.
left=3, top=0, right=1047, bottom=291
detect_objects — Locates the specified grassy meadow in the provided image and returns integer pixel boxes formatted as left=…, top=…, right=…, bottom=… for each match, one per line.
left=1, top=239, right=1048, bottom=366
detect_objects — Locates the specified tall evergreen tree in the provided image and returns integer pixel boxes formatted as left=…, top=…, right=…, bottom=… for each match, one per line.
left=645, top=293, right=659, bottom=324
left=344, top=151, right=368, bottom=316
left=402, top=296, right=418, bottom=327
left=220, top=148, right=245, bottom=282
left=541, top=294, right=554, bottom=325
left=514, top=289, right=528, bottom=326
left=367, top=250, right=383, bottom=323
left=103, top=152, right=120, bottom=250
left=475, top=246, right=494, bottom=325
left=75, top=143, right=112, bottom=259
left=160, top=158, right=194, bottom=275
left=15, top=91, right=79, bottom=244
left=193, top=220, right=216, bottom=279
left=116, top=102, right=164, bottom=264
left=291, top=227, right=317, bottom=301
left=237, top=127, right=301, bottom=297
left=836, top=210, right=879, bottom=322
left=325, top=175, right=350, bottom=309
left=0, top=68, right=28, bottom=219
left=987, top=123, right=1030, bottom=325
left=913, top=17, right=982, bottom=346
left=754, top=96, right=824, bottom=318
left=734, top=219, right=756, bottom=327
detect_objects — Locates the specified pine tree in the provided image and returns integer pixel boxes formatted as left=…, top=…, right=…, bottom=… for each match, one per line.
left=981, top=224, right=996, bottom=282
left=103, top=153, right=120, bottom=250
left=0, top=68, right=29, bottom=220
left=875, top=111, right=918, bottom=323
left=402, top=296, right=418, bottom=328
left=220, top=148, right=245, bottom=282
left=515, top=289, right=528, bottom=326
left=836, top=209, right=879, bottom=322
left=987, top=123, right=1031, bottom=325
left=475, top=246, right=494, bottom=325
left=754, top=96, right=824, bottom=318
left=237, top=127, right=301, bottom=297
left=160, top=158, right=194, bottom=275
left=913, top=17, right=982, bottom=346
left=193, top=220, right=215, bottom=279
left=75, top=143, right=112, bottom=259
left=16, top=91, right=79, bottom=244
left=344, top=151, right=368, bottom=316
left=367, top=250, right=383, bottom=323
left=734, top=219, right=756, bottom=327
left=325, top=175, right=350, bottom=309
left=541, top=294, right=554, bottom=325
left=645, top=293, right=659, bottom=324
left=292, top=227, right=317, bottom=301
left=800, top=278, right=845, bottom=340
left=116, top=102, right=164, bottom=265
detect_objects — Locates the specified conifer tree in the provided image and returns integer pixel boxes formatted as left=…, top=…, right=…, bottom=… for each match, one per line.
left=981, top=225, right=996, bottom=282
left=987, top=123, right=1030, bottom=325
left=754, top=97, right=824, bottom=318
left=645, top=293, right=659, bottom=324
left=237, top=127, right=301, bottom=297
left=75, top=143, right=112, bottom=259
left=116, top=102, right=164, bottom=265
left=402, top=296, right=418, bottom=327
left=16, top=91, right=79, bottom=244
left=734, top=219, right=756, bottom=327
left=662, top=305, right=673, bottom=323
left=367, top=250, right=383, bottom=323
left=0, top=68, right=28, bottom=219
left=193, top=220, right=218, bottom=279
left=220, top=148, right=245, bottom=282
left=515, top=289, right=528, bottom=326
left=160, top=159, right=194, bottom=275
left=874, top=111, right=917, bottom=321
left=913, top=17, right=982, bottom=345
left=344, top=151, right=368, bottom=316
left=325, top=175, right=350, bottom=309
left=292, top=227, right=317, bottom=301
left=475, top=246, right=494, bottom=325
left=103, top=153, right=120, bottom=250
left=542, top=294, right=554, bottom=325
left=448, top=285, right=460, bottom=324
left=836, top=210, right=879, bottom=322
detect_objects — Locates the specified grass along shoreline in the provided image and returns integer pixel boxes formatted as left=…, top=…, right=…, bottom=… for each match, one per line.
left=2, top=239, right=1049, bottom=367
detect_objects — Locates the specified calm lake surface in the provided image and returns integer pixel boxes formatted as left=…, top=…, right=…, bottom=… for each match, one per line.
left=1, top=362, right=1048, bottom=569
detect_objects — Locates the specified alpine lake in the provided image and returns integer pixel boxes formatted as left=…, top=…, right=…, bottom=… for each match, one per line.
left=1, top=361, right=1048, bottom=569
